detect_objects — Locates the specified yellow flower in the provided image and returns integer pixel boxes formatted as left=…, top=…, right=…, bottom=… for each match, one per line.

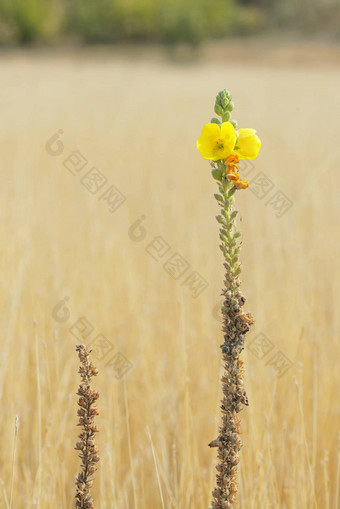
left=197, top=122, right=236, bottom=161
left=235, top=128, right=261, bottom=160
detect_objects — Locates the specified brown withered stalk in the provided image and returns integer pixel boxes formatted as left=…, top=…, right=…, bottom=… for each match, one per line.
left=75, top=344, right=100, bottom=509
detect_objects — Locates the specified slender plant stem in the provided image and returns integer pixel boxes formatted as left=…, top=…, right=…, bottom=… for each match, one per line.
left=210, top=169, right=253, bottom=509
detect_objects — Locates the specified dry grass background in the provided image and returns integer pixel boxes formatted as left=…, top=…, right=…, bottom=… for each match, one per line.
left=0, top=43, right=340, bottom=508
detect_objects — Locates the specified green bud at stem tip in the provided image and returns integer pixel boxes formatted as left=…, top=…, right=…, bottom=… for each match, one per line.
left=226, top=101, right=234, bottom=112
left=214, top=104, right=224, bottom=117
left=211, top=117, right=221, bottom=125
left=216, top=89, right=232, bottom=110
left=222, top=112, right=230, bottom=122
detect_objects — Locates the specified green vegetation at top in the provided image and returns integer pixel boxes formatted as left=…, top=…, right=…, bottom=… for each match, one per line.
left=0, top=0, right=339, bottom=45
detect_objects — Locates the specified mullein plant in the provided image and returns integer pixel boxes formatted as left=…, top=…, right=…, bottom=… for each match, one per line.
left=196, top=89, right=261, bottom=508
left=75, top=345, right=100, bottom=509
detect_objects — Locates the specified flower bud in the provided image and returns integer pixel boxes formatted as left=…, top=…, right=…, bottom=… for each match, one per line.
left=211, top=117, right=221, bottom=125
left=214, top=104, right=224, bottom=116
left=226, top=101, right=234, bottom=112
left=219, top=90, right=230, bottom=109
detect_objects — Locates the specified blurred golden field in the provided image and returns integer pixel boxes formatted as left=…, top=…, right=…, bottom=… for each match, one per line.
left=1, top=42, right=340, bottom=508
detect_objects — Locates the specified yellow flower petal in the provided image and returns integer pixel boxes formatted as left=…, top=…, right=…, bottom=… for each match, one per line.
left=197, top=122, right=236, bottom=161
left=196, top=123, right=221, bottom=160
left=221, top=122, right=237, bottom=146
left=201, top=123, right=221, bottom=140
left=235, top=128, right=261, bottom=160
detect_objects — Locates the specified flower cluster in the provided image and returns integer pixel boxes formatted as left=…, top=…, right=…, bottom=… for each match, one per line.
left=196, top=90, right=261, bottom=189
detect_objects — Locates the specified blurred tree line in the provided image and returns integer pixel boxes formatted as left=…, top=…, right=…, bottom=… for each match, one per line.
left=0, top=0, right=339, bottom=45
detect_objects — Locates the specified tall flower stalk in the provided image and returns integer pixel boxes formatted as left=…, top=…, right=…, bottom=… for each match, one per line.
left=75, top=344, right=100, bottom=509
left=197, top=89, right=261, bottom=508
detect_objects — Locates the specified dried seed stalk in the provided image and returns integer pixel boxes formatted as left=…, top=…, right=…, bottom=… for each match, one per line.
left=209, top=171, right=253, bottom=509
left=75, top=344, right=100, bottom=509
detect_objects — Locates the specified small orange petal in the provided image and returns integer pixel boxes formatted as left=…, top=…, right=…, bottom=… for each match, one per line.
left=234, top=179, right=249, bottom=190
left=225, top=153, right=240, bottom=165
left=227, top=172, right=240, bottom=182
left=227, top=164, right=238, bottom=173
